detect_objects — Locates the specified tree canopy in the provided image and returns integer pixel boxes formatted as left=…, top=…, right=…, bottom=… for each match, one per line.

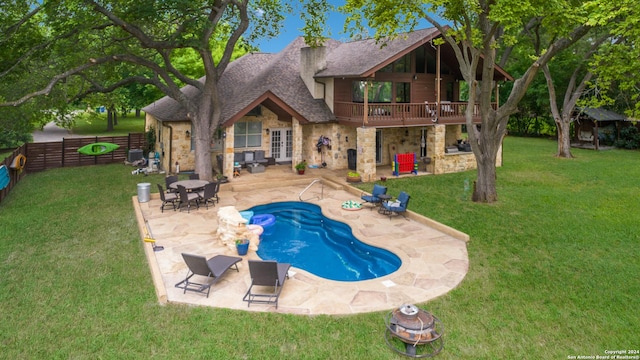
left=0, top=0, right=293, bottom=180
left=332, top=0, right=633, bottom=202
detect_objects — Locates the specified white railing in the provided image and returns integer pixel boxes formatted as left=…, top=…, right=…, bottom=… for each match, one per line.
left=299, top=178, right=324, bottom=202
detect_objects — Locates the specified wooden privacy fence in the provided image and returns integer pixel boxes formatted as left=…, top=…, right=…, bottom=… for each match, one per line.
left=0, top=133, right=145, bottom=204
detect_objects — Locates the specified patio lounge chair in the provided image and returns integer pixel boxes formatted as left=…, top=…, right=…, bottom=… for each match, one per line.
left=175, top=253, right=242, bottom=298
left=360, top=184, right=388, bottom=210
left=380, top=191, right=410, bottom=219
left=177, top=184, right=199, bottom=213
left=157, top=184, right=178, bottom=213
left=243, top=260, right=291, bottom=309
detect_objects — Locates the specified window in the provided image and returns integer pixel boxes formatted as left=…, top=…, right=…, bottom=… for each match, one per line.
left=395, top=83, right=411, bottom=103
left=381, top=54, right=411, bottom=73
left=352, top=81, right=392, bottom=103
left=234, top=121, right=262, bottom=148
left=446, top=82, right=454, bottom=101
left=246, top=106, right=262, bottom=116
left=394, top=54, right=411, bottom=73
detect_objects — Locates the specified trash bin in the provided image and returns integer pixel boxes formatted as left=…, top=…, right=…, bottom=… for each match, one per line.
left=347, top=148, right=357, bottom=170
left=137, top=182, right=151, bottom=203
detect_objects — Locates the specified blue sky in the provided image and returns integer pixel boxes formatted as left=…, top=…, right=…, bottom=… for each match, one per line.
left=253, top=2, right=434, bottom=53
left=254, top=5, right=349, bottom=53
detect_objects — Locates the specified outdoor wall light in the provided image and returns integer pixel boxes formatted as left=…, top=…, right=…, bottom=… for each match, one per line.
left=265, top=128, right=270, bottom=135
left=185, top=130, right=190, bottom=138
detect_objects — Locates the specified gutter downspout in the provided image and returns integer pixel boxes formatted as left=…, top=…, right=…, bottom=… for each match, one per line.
left=162, top=122, right=174, bottom=174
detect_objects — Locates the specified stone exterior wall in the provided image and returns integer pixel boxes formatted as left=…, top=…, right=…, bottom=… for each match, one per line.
left=356, top=127, right=376, bottom=182
left=147, top=107, right=500, bottom=180
left=145, top=113, right=193, bottom=174
left=300, top=123, right=357, bottom=170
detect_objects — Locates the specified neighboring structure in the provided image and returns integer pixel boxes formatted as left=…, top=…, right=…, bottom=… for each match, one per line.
left=573, top=107, right=632, bottom=150
left=143, top=28, right=513, bottom=181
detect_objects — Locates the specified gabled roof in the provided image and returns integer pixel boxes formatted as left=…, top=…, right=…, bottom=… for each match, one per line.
left=316, top=28, right=441, bottom=78
left=143, top=27, right=513, bottom=125
left=143, top=38, right=336, bottom=125
left=579, top=107, right=627, bottom=122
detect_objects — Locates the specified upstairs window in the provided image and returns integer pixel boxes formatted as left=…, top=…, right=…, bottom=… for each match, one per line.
left=380, top=54, right=411, bottom=73
left=352, top=81, right=392, bottom=103
left=395, top=83, right=411, bottom=103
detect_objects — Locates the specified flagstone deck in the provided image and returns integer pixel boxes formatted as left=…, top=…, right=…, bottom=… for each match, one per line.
left=133, top=165, right=469, bottom=315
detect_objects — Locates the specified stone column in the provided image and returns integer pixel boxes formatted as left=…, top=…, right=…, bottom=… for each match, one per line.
left=223, top=126, right=235, bottom=180
left=356, top=127, right=377, bottom=182
left=428, top=125, right=446, bottom=174
left=292, top=118, right=303, bottom=171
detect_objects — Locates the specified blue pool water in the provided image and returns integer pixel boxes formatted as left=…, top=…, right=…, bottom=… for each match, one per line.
left=245, top=201, right=401, bottom=281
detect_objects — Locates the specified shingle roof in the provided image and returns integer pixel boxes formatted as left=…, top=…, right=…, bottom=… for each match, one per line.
left=143, top=27, right=506, bottom=124
left=315, top=28, right=441, bottom=78
left=580, top=107, right=627, bottom=121
left=143, top=38, right=337, bottom=124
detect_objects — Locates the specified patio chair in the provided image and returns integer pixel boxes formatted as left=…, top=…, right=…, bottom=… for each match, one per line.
left=360, top=184, right=388, bottom=210
left=175, top=253, right=242, bottom=298
left=189, top=173, right=200, bottom=180
left=197, top=181, right=217, bottom=209
left=157, top=184, right=178, bottom=213
left=243, top=260, right=291, bottom=309
left=177, top=184, right=199, bottom=213
left=380, top=191, right=411, bottom=219
left=254, top=150, right=269, bottom=166
left=164, top=175, right=178, bottom=193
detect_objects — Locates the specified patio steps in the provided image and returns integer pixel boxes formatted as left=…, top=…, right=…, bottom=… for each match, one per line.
left=229, top=176, right=345, bottom=192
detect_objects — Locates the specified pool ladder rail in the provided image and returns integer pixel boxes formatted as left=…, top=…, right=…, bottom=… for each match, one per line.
left=299, top=178, right=324, bottom=202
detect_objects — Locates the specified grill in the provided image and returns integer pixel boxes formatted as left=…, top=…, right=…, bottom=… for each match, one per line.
left=384, top=304, right=444, bottom=358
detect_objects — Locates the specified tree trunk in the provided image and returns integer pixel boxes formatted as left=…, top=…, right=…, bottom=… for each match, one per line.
left=106, top=109, right=114, bottom=131
left=191, top=83, right=219, bottom=182
left=473, top=158, right=498, bottom=202
left=472, top=131, right=501, bottom=203
left=556, top=116, right=574, bottom=158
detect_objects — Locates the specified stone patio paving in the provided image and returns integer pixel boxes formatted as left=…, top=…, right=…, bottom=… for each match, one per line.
left=133, top=166, right=469, bottom=315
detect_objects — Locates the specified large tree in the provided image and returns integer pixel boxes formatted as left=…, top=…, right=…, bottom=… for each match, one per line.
left=0, top=0, right=291, bottom=181
left=336, top=0, right=624, bottom=202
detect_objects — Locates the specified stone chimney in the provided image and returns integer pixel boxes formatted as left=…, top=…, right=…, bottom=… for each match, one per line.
left=300, top=46, right=326, bottom=99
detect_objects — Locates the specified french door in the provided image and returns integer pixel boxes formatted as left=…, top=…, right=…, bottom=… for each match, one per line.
left=270, top=128, right=293, bottom=162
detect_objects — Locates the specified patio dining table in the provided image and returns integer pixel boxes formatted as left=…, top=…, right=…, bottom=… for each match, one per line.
left=169, top=179, right=209, bottom=192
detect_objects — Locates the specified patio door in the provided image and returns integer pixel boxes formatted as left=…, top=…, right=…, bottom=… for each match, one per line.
left=270, top=128, right=292, bottom=163
left=376, top=129, right=382, bottom=164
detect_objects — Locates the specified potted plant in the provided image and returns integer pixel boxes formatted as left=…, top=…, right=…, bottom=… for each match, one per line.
left=235, top=238, right=249, bottom=256
left=295, top=160, right=307, bottom=175
left=216, top=173, right=229, bottom=184
left=346, top=171, right=361, bottom=183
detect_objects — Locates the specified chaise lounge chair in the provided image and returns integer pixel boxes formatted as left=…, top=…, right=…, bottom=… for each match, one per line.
left=243, top=260, right=291, bottom=309
left=175, top=253, right=242, bottom=298
left=380, top=191, right=411, bottom=219
left=360, top=184, right=388, bottom=210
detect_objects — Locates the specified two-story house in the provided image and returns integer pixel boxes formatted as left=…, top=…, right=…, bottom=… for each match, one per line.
left=142, top=27, right=512, bottom=181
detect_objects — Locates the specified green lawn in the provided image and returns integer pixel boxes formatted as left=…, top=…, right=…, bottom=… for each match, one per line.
left=71, top=112, right=145, bottom=136
left=0, top=137, right=638, bottom=359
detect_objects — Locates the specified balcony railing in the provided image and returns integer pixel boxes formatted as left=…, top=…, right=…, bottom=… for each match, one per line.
left=334, top=101, right=489, bottom=126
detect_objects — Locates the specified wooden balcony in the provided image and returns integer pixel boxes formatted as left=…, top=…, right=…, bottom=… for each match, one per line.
left=334, top=101, right=487, bottom=127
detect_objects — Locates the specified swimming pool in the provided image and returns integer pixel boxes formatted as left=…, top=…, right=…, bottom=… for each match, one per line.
left=245, top=201, right=401, bottom=281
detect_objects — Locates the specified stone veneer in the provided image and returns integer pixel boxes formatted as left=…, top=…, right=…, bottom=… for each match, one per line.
left=147, top=107, right=501, bottom=180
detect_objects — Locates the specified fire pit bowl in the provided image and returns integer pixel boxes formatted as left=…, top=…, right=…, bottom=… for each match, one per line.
left=384, top=304, right=444, bottom=358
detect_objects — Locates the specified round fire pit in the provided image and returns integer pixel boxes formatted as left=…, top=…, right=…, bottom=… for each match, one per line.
left=384, top=304, right=444, bottom=358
